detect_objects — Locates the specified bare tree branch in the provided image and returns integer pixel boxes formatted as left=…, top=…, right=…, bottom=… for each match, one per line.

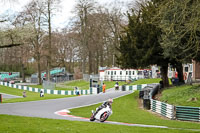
left=0, top=43, right=22, bottom=48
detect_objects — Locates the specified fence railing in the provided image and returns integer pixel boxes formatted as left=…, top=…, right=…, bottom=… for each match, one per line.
left=0, top=81, right=148, bottom=96
left=176, top=106, right=200, bottom=122
left=151, top=99, right=175, bottom=119
left=0, top=82, right=93, bottom=96
left=99, top=76, right=140, bottom=81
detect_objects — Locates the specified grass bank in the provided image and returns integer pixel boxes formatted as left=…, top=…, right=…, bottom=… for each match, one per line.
left=160, top=85, right=200, bottom=107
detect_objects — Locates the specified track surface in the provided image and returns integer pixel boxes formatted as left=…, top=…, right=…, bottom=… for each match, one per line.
left=0, top=93, right=22, bottom=99
left=0, top=89, right=131, bottom=120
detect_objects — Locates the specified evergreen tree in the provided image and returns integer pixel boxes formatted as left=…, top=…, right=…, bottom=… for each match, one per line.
left=118, top=2, right=170, bottom=87
left=157, top=0, right=200, bottom=83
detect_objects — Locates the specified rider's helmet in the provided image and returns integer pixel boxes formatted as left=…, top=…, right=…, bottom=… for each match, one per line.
left=108, top=98, right=113, bottom=104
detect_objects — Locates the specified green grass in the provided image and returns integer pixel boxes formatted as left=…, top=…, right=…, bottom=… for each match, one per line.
left=160, top=85, right=200, bottom=107
left=70, top=92, right=200, bottom=130
left=28, top=80, right=90, bottom=90
left=28, top=85, right=73, bottom=91
left=64, top=80, right=89, bottom=89
left=0, top=85, right=73, bottom=103
left=65, top=80, right=126, bottom=90
left=0, top=115, right=196, bottom=133
left=129, top=78, right=172, bottom=85
left=130, top=78, right=161, bottom=85
left=28, top=80, right=128, bottom=90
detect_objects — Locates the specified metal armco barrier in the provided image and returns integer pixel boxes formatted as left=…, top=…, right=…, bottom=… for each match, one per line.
left=151, top=99, right=175, bottom=119
left=176, top=106, right=200, bottom=122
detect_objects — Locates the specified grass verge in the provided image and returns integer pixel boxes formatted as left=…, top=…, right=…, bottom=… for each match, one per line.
left=70, top=92, right=200, bottom=130
left=0, top=85, right=73, bottom=103
left=160, top=85, right=200, bottom=107
left=129, top=78, right=161, bottom=85
left=0, top=114, right=196, bottom=133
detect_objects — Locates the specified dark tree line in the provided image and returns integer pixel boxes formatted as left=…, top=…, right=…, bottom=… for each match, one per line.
left=118, top=0, right=200, bottom=88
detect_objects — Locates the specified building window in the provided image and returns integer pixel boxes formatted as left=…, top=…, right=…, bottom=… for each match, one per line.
left=111, top=71, right=113, bottom=75
left=120, top=71, right=122, bottom=75
left=132, top=71, right=135, bottom=75
left=129, top=71, right=131, bottom=75
left=185, top=67, right=188, bottom=72
left=108, top=71, right=110, bottom=75
left=114, top=71, right=116, bottom=75
left=126, top=71, right=128, bottom=75
left=138, top=71, right=143, bottom=75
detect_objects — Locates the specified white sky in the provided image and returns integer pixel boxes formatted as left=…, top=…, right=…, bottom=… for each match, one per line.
left=0, top=0, right=134, bottom=29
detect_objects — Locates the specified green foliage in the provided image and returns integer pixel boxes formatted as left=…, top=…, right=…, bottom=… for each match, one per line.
left=118, top=2, right=169, bottom=69
left=158, top=0, right=200, bottom=62
left=117, top=1, right=170, bottom=87
left=70, top=92, right=200, bottom=130
left=160, top=85, right=200, bottom=107
left=0, top=85, right=73, bottom=103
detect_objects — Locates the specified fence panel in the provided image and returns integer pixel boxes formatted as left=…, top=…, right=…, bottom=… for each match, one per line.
left=176, top=106, right=200, bottom=122
left=150, top=99, right=174, bottom=119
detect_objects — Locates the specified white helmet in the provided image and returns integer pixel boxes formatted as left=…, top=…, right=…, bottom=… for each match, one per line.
left=108, top=98, right=113, bottom=103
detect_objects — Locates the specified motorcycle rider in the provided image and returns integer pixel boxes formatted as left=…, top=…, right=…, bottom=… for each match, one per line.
left=94, top=98, right=113, bottom=115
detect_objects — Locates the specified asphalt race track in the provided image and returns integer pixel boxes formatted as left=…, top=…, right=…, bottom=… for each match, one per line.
left=0, top=93, right=22, bottom=99
left=0, top=90, right=131, bottom=120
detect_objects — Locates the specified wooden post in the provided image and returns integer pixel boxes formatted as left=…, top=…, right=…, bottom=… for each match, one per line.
left=0, top=94, right=2, bottom=103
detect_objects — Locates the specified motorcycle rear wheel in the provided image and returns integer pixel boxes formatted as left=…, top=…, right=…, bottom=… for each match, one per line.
left=100, top=112, right=109, bottom=122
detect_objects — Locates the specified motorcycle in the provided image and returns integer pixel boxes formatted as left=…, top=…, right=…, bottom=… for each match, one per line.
left=90, top=105, right=112, bottom=122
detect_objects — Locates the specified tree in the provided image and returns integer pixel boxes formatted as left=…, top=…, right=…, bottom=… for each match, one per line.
left=157, top=0, right=200, bottom=83
left=44, top=0, right=61, bottom=81
left=73, top=0, right=97, bottom=74
left=118, top=1, right=170, bottom=87
left=0, top=0, right=22, bottom=48
left=19, top=0, right=46, bottom=84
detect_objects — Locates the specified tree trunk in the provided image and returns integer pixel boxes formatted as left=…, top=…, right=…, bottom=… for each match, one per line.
left=82, top=58, right=86, bottom=74
left=160, top=64, right=169, bottom=88
left=176, top=62, right=184, bottom=83
left=89, top=51, right=92, bottom=74
left=37, top=55, right=42, bottom=85
left=21, top=63, right=26, bottom=82
left=47, top=0, right=52, bottom=81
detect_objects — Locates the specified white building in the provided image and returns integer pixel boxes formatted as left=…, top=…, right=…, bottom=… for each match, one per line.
left=99, top=67, right=149, bottom=81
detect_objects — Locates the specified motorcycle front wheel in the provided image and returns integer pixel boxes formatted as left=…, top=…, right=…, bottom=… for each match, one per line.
left=90, top=114, right=96, bottom=121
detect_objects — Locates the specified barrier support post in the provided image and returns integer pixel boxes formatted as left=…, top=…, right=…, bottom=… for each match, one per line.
left=0, top=94, right=2, bottom=103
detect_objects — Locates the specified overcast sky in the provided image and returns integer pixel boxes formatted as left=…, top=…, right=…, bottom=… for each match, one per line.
left=0, top=0, right=134, bottom=29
